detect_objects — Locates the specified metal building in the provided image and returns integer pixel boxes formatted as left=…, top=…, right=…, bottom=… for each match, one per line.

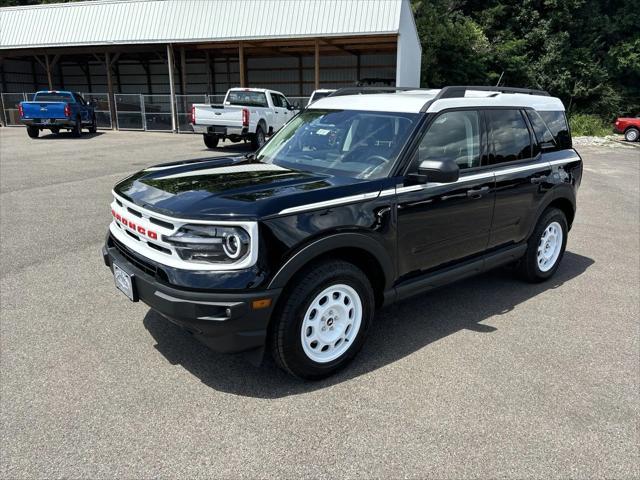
left=0, top=0, right=422, bottom=131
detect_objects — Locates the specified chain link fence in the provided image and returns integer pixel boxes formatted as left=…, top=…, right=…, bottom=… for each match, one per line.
left=1, top=92, right=308, bottom=131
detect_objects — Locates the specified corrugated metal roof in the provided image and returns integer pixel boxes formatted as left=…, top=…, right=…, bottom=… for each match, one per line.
left=0, top=0, right=406, bottom=50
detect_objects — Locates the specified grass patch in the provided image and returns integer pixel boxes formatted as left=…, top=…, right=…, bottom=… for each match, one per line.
left=569, top=114, right=612, bottom=137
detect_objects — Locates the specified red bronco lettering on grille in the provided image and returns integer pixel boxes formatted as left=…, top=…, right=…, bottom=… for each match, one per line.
left=112, top=209, right=158, bottom=240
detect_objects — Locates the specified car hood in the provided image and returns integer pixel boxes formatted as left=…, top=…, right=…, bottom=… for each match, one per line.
left=114, top=156, right=384, bottom=220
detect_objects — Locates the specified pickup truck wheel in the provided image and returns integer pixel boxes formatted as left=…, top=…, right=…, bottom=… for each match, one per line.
left=624, top=127, right=639, bottom=142
left=251, top=126, right=265, bottom=150
left=72, top=117, right=82, bottom=137
left=203, top=134, right=219, bottom=149
left=270, top=260, right=374, bottom=379
left=518, top=208, right=568, bottom=283
left=88, top=116, right=97, bottom=134
left=26, top=126, right=39, bottom=139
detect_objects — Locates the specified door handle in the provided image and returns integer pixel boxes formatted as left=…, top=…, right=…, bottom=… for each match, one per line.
left=531, top=175, right=548, bottom=184
left=466, top=186, right=489, bottom=199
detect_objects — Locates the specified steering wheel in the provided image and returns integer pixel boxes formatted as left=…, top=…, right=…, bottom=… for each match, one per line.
left=360, top=155, right=390, bottom=178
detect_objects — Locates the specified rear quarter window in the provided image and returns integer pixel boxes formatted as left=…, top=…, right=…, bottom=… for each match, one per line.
left=537, top=111, right=572, bottom=149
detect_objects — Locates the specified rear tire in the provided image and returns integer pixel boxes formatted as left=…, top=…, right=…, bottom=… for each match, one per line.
left=518, top=208, right=568, bottom=283
left=72, top=117, right=82, bottom=137
left=624, top=127, right=639, bottom=142
left=250, top=126, right=265, bottom=150
left=203, top=134, right=219, bottom=149
left=270, top=260, right=374, bottom=380
left=26, top=126, right=39, bottom=139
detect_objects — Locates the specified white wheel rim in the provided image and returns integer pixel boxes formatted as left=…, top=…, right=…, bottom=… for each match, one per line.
left=300, top=284, right=362, bottom=363
left=537, top=221, right=563, bottom=272
left=627, top=130, right=638, bottom=141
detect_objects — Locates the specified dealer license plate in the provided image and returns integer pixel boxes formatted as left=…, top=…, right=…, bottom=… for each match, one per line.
left=113, top=263, right=135, bottom=301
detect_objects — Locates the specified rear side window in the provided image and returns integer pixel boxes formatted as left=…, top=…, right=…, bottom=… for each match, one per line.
left=537, top=111, right=572, bottom=149
left=487, top=109, right=532, bottom=164
left=418, top=110, right=482, bottom=170
left=34, top=92, right=73, bottom=102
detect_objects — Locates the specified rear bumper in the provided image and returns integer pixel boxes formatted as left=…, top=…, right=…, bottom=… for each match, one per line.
left=21, top=119, right=75, bottom=128
left=102, top=239, right=281, bottom=354
left=193, top=124, right=249, bottom=136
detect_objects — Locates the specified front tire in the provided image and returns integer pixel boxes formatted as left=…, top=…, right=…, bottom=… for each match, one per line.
left=203, top=134, right=219, bottom=149
left=518, top=208, right=568, bottom=282
left=72, top=117, right=82, bottom=137
left=624, top=127, right=639, bottom=142
left=270, top=260, right=374, bottom=379
left=26, top=126, right=39, bottom=139
left=250, top=126, right=265, bottom=150
left=88, top=116, right=97, bottom=133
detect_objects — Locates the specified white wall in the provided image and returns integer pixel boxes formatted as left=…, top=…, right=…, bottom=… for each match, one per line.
left=395, top=0, right=421, bottom=88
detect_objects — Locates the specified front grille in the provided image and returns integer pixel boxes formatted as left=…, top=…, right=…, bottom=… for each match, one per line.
left=109, top=234, right=158, bottom=278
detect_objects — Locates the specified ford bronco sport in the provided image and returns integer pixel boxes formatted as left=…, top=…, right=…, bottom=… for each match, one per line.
left=102, top=86, right=582, bottom=379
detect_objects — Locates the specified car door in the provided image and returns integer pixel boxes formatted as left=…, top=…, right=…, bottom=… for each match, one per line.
left=396, top=109, right=495, bottom=277
left=75, top=93, right=89, bottom=123
left=278, top=95, right=294, bottom=126
left=270, top=92, right=284, bottom=131
left=484, top=109, right=553, bottom=248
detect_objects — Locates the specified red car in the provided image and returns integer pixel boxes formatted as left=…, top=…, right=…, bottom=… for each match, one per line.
left=614, top=115, right=640, bottom=142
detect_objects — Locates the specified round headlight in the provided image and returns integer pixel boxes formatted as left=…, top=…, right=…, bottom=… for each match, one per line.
left=223, top=233, right=243, bottom=259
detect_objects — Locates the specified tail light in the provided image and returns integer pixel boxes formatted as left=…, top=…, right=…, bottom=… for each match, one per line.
left=190, top=105, right=196, bottom=124
left=18, top=104, right=24, bottom=118
left=242, top=108, right=249, bottom=127
left=64, top=103, right=71, bottom=117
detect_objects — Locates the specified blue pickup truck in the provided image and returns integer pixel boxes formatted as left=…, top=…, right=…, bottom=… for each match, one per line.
left=19, top=90, right=97, bottom=138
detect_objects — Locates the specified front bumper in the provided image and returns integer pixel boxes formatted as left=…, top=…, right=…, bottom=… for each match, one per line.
left=102, top=238, right=281, bottom=354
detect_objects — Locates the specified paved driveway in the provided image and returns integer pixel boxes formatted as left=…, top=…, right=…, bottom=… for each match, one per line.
left=1, top=128, right=638, bottom=478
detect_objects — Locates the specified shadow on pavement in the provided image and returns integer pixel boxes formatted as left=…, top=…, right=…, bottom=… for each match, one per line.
left=143, top=251, right=594, bottom=398
left=37, top=131, right=105, bottom=140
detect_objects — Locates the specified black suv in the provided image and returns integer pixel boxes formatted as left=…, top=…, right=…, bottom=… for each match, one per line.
left=102, top=86, right=582, bottom=379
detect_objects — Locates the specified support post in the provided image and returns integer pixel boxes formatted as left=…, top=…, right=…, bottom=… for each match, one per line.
left=45, top=54, right=53, bottom=89
left=205, top=51, right=215, bottom=95
left=298, top=55, right=303, bottom=97
left=167, top=44, right=177, bottom=133
left=239, top=42, right=246, bottom=87
left=356, top=53, right=361, bottom=84
left=314, top=39, right=320, bottom=90
left=30, top=58, right=38, bottom=91
left=180, top=47, right=187, bottom=95
left=105, top=52, right=117, bottom=130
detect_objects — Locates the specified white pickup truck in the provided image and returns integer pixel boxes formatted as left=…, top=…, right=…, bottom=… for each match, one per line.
left=191, top=88, right=299, bottom=149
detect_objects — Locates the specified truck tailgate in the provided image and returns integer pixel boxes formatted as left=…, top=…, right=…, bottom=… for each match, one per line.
left=21, top=102, right=67, bottom=120
left=193, top=104, right=244, bottom=128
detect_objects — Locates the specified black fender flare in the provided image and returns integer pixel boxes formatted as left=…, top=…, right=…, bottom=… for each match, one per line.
left=267, top=232, right=395, bottom=290
left=527, top=187, right=576, bottom=238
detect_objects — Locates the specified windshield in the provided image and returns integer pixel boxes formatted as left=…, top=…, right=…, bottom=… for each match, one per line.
left=256, top=109, right=420, bottom=179
left=309, top=91, right=333, bottom=104
left=226, top=91, right=268, bottom=107
left=34, top=92, right=73, bottom=102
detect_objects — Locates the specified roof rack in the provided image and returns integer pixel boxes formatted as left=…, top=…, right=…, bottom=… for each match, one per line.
left=328, top=87, right=429, bottom=97
left=419, top=85, right=550, bottom=112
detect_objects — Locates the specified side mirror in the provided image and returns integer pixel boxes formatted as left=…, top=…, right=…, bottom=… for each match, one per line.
left=416, top=159, right=460, bottom=183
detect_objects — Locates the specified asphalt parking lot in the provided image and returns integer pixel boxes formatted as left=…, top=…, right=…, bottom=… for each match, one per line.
left=1, top=127, right=638, bottom=478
